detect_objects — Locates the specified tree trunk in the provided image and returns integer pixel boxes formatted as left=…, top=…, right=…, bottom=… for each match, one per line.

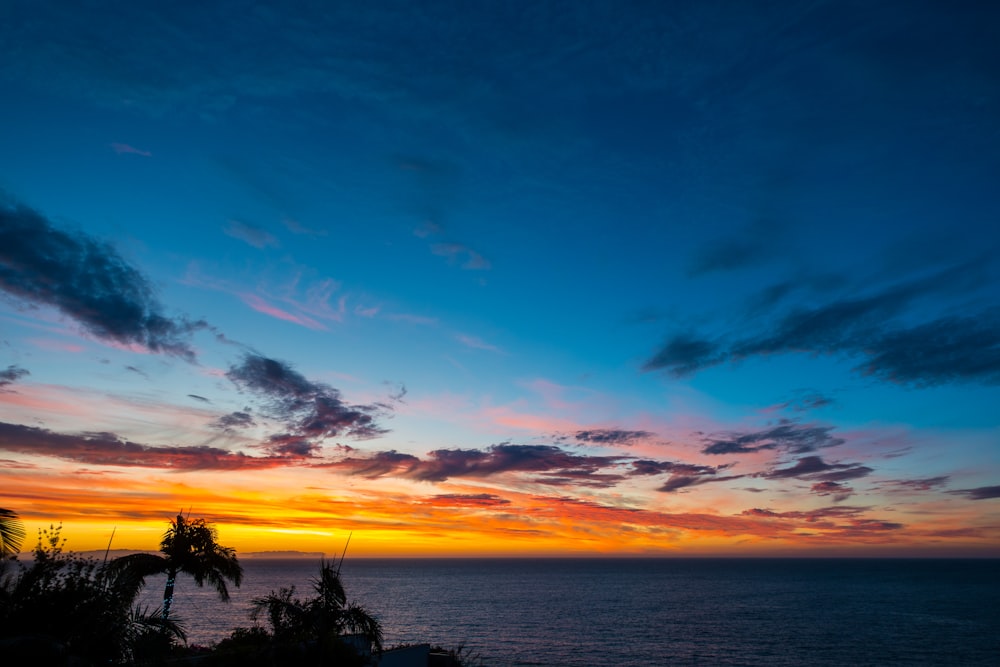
left=162, top=566, right=178, bottom=618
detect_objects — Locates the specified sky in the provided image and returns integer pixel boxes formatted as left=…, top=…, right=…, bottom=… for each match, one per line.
left=1, top=1, right=998, bottom=558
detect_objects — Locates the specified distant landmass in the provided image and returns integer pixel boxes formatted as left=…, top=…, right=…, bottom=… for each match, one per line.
left=73, top=549, right=158, bottom=559
left=241, top=551, right=326, bottom=559
left=16, top=549, right=326, bottom=560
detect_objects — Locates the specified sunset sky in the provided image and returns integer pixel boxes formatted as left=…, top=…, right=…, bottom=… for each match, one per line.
left=1, top=1, right=998, bottom=557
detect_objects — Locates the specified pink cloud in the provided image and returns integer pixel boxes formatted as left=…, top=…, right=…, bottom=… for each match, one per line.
left=110, top=142, right=151, bottom=157
left=291, top=278, right=345, bottom=322
left=240, top=294, right=326, bottom=330
left=27, top=338, right=85, bottom=353
left=183, top=263, right=345, bottom=329
left=481, top=405, right=583, bottom=434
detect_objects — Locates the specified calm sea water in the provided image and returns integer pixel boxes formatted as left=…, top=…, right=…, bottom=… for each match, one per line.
left=138, top=558, right=1000, bottom=666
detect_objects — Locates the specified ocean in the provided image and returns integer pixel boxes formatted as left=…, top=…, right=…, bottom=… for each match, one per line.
left=138, top=558, right=1000, bottom=666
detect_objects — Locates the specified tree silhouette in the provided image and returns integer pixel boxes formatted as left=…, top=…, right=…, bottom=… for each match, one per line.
left=0, top=524, right=185, bottom=664
left=158, top=513, right=243, bottom=619
left=250, top=559, right=383, bottom=661
left=113, top=513, right=243, bottom=620
left=0, top=508, right=25, bottom=559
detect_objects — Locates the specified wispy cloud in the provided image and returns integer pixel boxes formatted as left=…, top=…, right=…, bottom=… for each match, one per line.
left=184, top=263, right=344, bottom=330
left=283, top=217, right=326, bottom=237
left=225, top=219, right=280, bottom=249
left=574, top=429, right=655, bottom=447
left=27, top=338, right=86, bottom=353
left=700, top=420, right=844, bottom=456
left=884, top=476, right=950, bottom=492
left=431, top=243, right=491, bottom=270
left=762, top=456, right=873, bottom=483
left=645, top=262, right=1000, bottom=386
left=0, top=365, right=29, bottom=389
left=226, top=353, right=387, bottom=444
left=456, top=333, right=501, bottom=353
left=741, top=506, right=904, bottom=534
left=687, top=219, right=786, bottom=276
left=110, top=142, right=151, bottom=157
left=422, top=493, right=511, bottom=508
left=628, top=459, right=741, bottom=493
left=0, top=197, right=204, bottom=360
left=384, top=312, right=439, bottom=326
left=768, top=390, right=835, bottom=413
left=810, top=480, right=854, bottom=502
left=240, top=293, right=326, bottom=330
left=327, top=443, right=626, bottom=484
left=0, top=420, right=295, bottom=470
left=948, top=485, right=1000, bottom=500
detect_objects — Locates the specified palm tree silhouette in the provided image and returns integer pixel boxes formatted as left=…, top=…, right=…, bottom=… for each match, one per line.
left=0, top=508, right=26, bottom=559
left=252, top=559, right=383, bottom=657
left=114, top=513, right=243, bottom=619
left=158, top=513, right=243, bottom=619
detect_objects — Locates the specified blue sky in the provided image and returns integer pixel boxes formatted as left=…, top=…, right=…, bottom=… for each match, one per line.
left=1, top=1, right=998, bottom=555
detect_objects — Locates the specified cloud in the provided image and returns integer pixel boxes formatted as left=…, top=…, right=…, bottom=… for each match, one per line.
left=425, top=493, right=511, bottom=508
left=644, top=264, right=1000, bottom=386
left=763, top=456, right=873, bottom=483
left=687, top=219, right=785, bottom=276
left=187, top=394, right=211, bottom=403
left=329, top=443, right=626, bottom=484
left=810, top=481, right=853, bottom=502
left=886, top=476, right=949, bottom=492
left=772, top=391, right=835, bottom=413
left=283, top=218, right=326, bottom=237
left=455, top=333, right=501, bottom=352
left=225, top=219, right=279, bottom=249
left=110, top=142, right=151, bottom=157
left=0, top=198, right=204, bottom=360
left=641, top=334, right=722, bottom=375
left=263, top=437, right=320, bottom=459
left=857, top=313, right=1000, bottom=386
left=742, top=506, right=905, bottom=533
left=948, top=485, right=1000, bottom=500
left=658, top=472, right=745, bottom=493
left=183, top=263, right=344, bottom=329
left=211, top=410, right=255, bottom=431
left=240, top=293, right=326, bottom=330
left=700, top=420, right=844, bottom=456
left=574, top=429, right=655, bottom=446
left=431, top=243, right=491, bottom=270
left=325, top=450, right=421, bottom=478
left=0, top=420, right=293, bottom=470
left=413, top=221, right=442, bottom=238
left=226, top=353, right=386, bottom=442
left=0, top=365, right=29, bottom=389
left=627, top=459, right=740, bottom=493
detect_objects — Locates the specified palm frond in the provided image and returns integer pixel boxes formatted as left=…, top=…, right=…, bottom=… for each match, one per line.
left=0, top=508, right=26, bottom=558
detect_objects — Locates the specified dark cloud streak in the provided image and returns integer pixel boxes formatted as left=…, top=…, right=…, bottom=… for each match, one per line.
left=949, top=485, right=1000, bottom=500
left=0, top=365, right=29, bottom=388
left=226, top=354, right=386, bottom=442
left=645, top=263, right=1000, bottom=386
left=700, top=420, right=843, bottom=456
left=0, top=421, right=297, bottom=470
left=0, top=198, right=203, bottom=360
left=574, top=429, right=654, bottom=446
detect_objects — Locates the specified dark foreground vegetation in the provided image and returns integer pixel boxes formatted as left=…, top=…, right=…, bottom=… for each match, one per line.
left=0, top=508, right=462, bottom=666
